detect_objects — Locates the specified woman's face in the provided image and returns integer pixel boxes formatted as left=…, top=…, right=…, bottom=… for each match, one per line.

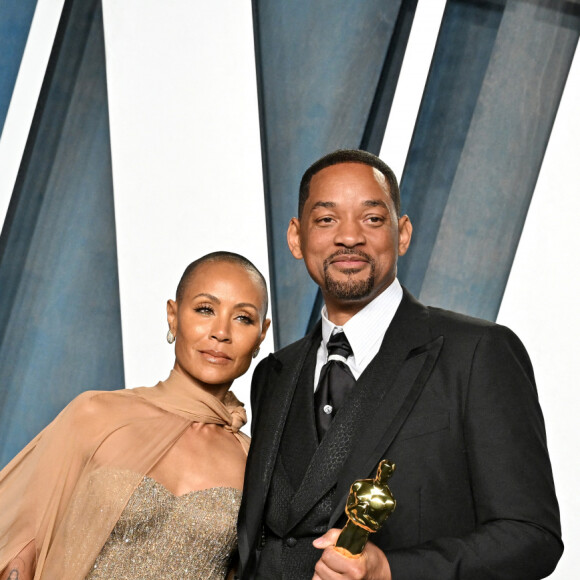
left=167, top=261, right=270, bottom=396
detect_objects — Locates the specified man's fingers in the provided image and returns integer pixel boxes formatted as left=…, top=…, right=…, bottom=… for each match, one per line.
left=322, top=545, right=365, bottom=572
left=314, top=549, right=353, bottom=580
left=312, top=527, right=342, bottom=549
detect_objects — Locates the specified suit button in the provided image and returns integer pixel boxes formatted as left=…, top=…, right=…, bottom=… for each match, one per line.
left=285, top=537, right=297, bottom=547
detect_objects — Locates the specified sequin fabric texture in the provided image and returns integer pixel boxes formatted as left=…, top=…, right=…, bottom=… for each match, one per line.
left=86, top=476, right=242, bottom=579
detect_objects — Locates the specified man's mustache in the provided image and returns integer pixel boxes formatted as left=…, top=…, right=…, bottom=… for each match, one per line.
left=323, top=249, right=374, bottom=270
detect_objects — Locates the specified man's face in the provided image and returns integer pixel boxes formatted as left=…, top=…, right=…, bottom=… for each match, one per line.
left=288, top=162, right=412, bottom=319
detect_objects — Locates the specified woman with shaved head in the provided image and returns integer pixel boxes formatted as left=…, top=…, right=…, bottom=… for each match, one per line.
left=0, top=251, right=270, bottom=580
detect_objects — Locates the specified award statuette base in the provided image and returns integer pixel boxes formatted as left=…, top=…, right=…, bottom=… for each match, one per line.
left=334, top=460, right=396, bottom=558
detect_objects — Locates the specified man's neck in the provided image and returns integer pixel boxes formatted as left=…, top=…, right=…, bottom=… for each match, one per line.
left=324, top=283, right=396, bottom=327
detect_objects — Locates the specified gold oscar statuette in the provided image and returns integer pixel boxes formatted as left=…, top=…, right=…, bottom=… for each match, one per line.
left=334, top=460, right=396, bottom=558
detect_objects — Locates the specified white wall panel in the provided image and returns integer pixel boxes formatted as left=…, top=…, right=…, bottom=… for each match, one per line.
left=497, top=45, right=580, bottom=578
left=0, top=0, right=65, bottom=229
left=102, top=0, right=272, bottom=423
left=380, top=0, right=446, bottom=181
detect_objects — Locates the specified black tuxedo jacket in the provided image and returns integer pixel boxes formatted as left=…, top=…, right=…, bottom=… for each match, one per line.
left=238, top=290, right=562, bottom=579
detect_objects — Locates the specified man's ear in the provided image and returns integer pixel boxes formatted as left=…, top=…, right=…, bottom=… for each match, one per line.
left=287, top=218, right=303, bottom=259
left=397, top=215, right=413, bottom=256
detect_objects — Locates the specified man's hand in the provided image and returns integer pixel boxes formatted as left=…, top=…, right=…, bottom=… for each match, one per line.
left=312, top=529, right=392, bottom=580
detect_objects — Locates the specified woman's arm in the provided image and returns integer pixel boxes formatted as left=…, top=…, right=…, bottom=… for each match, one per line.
left=1, top=541, right=35, bottom=580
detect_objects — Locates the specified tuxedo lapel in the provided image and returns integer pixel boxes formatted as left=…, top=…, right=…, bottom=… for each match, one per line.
left=329, top=335, right=444, bottom=526
left=280, top=339, right=320, bottom=490
left=287, top=291, right=443, bottom=530
left=238, top=329, right=320, bottom=575
left=327, top=291, right=443, bottom=526
left=248, top=326, right=321, bottom=506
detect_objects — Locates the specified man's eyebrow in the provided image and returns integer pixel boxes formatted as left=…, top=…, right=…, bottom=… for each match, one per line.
left=309, top=199, right=388, bottom=212
left=310, top=201, right=336, bottom=211
left=363, top=199, right=389, bottom=209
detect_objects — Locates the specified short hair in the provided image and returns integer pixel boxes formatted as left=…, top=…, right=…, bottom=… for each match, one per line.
left=298, top=149, right=400, bottom=218
left=176, top=251, right=269, bottom=317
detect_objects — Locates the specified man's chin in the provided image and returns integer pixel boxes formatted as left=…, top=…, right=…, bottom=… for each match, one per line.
left=324, top=276, right=374, bottom=301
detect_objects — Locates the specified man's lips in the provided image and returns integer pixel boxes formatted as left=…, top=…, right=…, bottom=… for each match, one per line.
left=329, top=255, right=369, bottom=268
left=199, top=350, right=232, bottom=364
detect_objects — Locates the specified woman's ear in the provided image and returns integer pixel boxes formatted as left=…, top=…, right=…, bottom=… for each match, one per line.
left=166, top=299, right=178, bottom=333
left=259, top=318, right=272, bottom=345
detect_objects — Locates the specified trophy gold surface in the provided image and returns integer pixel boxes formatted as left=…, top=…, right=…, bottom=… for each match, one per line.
left=334, top=460, right=397, bottom=558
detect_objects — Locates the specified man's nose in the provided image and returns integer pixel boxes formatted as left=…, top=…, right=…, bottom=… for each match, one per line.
left=334, top=218, right=365, bottom=247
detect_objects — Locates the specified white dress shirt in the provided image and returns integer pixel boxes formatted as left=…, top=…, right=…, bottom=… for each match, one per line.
left=313, top=278, right=403, bottom=389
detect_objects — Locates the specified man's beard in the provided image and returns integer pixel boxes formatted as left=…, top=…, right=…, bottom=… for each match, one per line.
left=323, top=250, right=376, bottom=301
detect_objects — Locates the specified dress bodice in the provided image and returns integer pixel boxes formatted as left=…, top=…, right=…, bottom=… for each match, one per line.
left=86, top=476, right=242, bottom=580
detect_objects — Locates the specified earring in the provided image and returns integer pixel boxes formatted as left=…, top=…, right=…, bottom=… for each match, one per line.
left=166, top=329, right=175, bottom=344
left=252, top=347, right=260, bottom=359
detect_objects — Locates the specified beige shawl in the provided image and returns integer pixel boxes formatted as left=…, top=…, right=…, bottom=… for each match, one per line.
left=0, top=370, right=250, bottom=579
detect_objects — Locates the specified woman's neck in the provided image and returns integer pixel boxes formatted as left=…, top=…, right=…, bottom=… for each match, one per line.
left=172, top=363, right=231, bottom=402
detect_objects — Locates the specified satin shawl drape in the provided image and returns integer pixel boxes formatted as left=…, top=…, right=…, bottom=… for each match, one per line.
left=0, top=370, right=250, bottom=579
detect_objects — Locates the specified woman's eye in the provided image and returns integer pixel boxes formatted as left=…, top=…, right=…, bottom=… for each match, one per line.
left=194, top=305, right=214, bottom=315
left=236, top=315, right=255, bottom=325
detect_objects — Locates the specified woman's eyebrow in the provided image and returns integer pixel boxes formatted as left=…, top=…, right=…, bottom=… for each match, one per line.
left=192, top=293, right=219, bottom=302
left=235, top=303, right=259, bottom=312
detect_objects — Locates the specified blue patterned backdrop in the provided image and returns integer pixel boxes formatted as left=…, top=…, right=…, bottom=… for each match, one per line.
left=0, top=0, right=578, bottom=482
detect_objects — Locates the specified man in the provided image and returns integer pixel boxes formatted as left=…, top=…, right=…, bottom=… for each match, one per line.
left=237, top=149, right=562, bottom=579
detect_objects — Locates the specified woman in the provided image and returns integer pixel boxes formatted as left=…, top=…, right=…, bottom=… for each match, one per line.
left=0, top=251, right=270, bottom=580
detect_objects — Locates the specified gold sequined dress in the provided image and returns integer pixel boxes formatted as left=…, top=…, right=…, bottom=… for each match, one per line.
left=86, top=476, right=242, bottom=580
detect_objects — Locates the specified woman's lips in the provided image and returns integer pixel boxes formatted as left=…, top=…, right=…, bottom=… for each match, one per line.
left=199, top=350, right=232, bottom=364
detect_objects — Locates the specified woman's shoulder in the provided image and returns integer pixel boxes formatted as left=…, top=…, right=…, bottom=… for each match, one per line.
left=66, top=387, right=130, bottom=408
left=58, top=388, right=142, bottom=430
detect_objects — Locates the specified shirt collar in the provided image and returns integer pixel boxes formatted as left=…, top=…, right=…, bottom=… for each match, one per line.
left=321, top=278, right=403, bottom=367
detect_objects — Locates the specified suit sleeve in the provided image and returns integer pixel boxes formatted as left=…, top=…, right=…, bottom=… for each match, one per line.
left=249, top=356, right=271, bottom=437
left=237, top=356, right=277, bottom=579
left=386, top=325, right=563, bottom=580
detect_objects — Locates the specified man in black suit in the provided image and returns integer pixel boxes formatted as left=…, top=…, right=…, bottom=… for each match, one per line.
left=237, top=149, right=562, bottom=579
